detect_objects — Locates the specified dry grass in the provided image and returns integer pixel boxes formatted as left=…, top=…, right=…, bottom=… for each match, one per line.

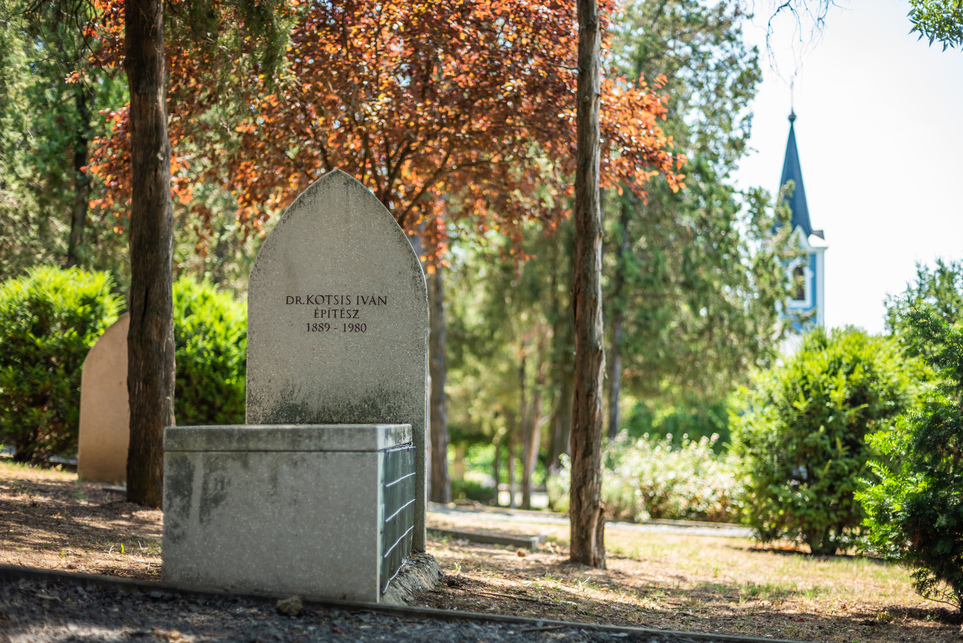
left=0, top=460, right=162, bottom=579
left=419, top=512, right=960, bottom=642
left=1, top=461, right=960, bottom=642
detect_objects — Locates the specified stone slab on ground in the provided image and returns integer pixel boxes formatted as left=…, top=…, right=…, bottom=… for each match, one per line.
left=428, top=527, right=545, bottom=550
left=381, top=552, right=443, bottom=606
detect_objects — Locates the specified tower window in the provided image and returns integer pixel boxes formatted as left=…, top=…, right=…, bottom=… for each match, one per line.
left=792, top=265, right=806, bottom=301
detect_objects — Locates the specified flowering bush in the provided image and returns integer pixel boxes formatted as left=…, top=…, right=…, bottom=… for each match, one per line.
left=548, top=432, right=741, bottom=523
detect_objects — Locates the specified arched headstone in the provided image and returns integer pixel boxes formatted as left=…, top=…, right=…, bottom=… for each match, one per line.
left=246, top=169, right=429, bottom=549
left=77, top=314, right=130, bottom=484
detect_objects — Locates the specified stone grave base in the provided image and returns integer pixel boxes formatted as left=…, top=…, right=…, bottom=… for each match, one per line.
left=162, top=424, right=416, bottom=603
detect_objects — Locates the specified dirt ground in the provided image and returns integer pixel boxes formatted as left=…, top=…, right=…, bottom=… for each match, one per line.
left=1, top=462, right=960, bottom=643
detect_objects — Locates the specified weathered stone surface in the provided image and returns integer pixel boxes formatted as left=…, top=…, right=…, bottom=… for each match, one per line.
left=164, top=424, right=411, bottom=453
left=380, top=553, right=444, bottom=606
left=162, top=424, right=410, bottom=602
left=77, top=314, right=130, bottom=484
left=246, top=169, right=429, bottom=550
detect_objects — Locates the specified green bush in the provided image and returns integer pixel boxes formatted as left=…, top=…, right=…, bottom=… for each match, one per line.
left=731, top=327, right=915, bottom=555
left=0, top=266, right=122, bottom=463
left=173, top=276, right=246, bottom=426
left=623, top=399, right=730, bottom=448
left=858, top=310, right=963, bottom=609
left=0, top=271, right=245, bottom=461
left=548, top=432, right=740, bottom=523
left=451, top=477, right=496, bottom=504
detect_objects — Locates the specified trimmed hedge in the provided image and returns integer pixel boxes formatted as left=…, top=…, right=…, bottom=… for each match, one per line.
left=0, top=270, right=247, bottom=462
left=0, top=266, right=122, bottom=463
left=172, top=276, right=246, bottom=426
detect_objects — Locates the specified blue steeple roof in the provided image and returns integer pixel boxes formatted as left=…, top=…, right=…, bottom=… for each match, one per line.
left=779, top=111, right=814, bottom=238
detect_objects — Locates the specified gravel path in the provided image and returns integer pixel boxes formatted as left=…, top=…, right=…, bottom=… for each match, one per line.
left=0, top=567, right=797, bottom=643
left=429, top=505, right=754, bottom=539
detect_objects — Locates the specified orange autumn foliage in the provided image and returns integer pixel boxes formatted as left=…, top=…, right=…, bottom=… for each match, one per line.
left=88, top=0, right=684, bottom=259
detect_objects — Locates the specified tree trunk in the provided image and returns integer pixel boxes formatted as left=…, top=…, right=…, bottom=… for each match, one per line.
left=506, top=419, right=517, bottom=509
left=548, top=223, right=574, bottom=471
left=520, top=353, right=531, bottom=509
left=521, top=391, right=543, bottom=510
left=607, top=195, right=630, bottom=439
left=522, top=336, right=546, bottom=510
left=428, top=267, right=452, bottom=503
left=518, top=352, right=530, bottom=508
left=570, top=0, right=606, bottom=568
left=66, top=87, right=92, bottom=268
left=551, top=363, right=573, bottom=470
left=124, top=0, right=176, bottom=508
left=492, top=438, right=501, bottom=506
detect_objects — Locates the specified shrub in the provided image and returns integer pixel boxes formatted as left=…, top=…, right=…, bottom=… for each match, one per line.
left=0, top=266, right=122, bottom=463
left=172, top=276, right=246, bottom=426
left=731, top=327, right=915, bottom=555
left=623, top=399, right=730, bottom=447
left=451, top=476, right=496, bottom=505
left=548, top=432, right=740, bottom=523
left=858, top=310, right=963, bottom=609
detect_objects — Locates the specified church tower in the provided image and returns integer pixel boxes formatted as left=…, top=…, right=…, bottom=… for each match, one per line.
left=780, top=111, right=827, bottom=331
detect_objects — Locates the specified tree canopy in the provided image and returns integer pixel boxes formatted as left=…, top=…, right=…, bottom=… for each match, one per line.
left=886, top=258, right=963, bottom=358
left=0, top=0, right=128, bottom=279
left=909, top=0, right=963, bottom=49
left=604, top=0, right=796, bottom=416
left=89, top=0, right=684, bottom=260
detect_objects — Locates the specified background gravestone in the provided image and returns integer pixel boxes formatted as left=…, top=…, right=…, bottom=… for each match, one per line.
left=246, top=169, right=429, bottom=550
left=77, top=313, right=130, bottom=483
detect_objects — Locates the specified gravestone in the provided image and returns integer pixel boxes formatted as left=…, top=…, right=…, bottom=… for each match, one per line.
left=246, top=168, right=429, bottom=549
left=77, top=314, right=130, bottom=484
left=162, top=170, right=430, bottom=603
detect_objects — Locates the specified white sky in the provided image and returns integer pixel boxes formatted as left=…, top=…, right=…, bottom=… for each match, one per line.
left=733, top=0, right=963, bottom=334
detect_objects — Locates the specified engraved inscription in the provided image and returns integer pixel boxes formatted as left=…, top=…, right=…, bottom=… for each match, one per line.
left=287, top=294, right=386, bottom=334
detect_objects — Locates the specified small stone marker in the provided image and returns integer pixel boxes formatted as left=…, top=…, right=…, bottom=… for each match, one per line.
left=246, top=169, right=429, bottom=549
left=77, top=314, right=130, bottom=484
left=162, top=170, right=431, bottom=602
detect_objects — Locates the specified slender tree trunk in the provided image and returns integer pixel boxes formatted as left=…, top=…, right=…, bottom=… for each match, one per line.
left=518, top=352, right=530, bottom=508
left=506, top=419, right=517, bottom=509
left=124, top=0, right=176, bottom=508
left=551, top=363, right=573, bottom=469
left=548, top=224, right=574, bottom=471
left=607, top=195, right=631, bottom=439
left=492, top=438, right=501, bottom=506
left=66, top=87, right=92, bottom=268
left=520, top=352, right=532, bottom=510
left=428, top=268, right=452, bottom=503
left=570, top=0, right=606, bottom=568
left=521, top=394, right=543, bottom=510
left=522, top=336, right=547, bottom=509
